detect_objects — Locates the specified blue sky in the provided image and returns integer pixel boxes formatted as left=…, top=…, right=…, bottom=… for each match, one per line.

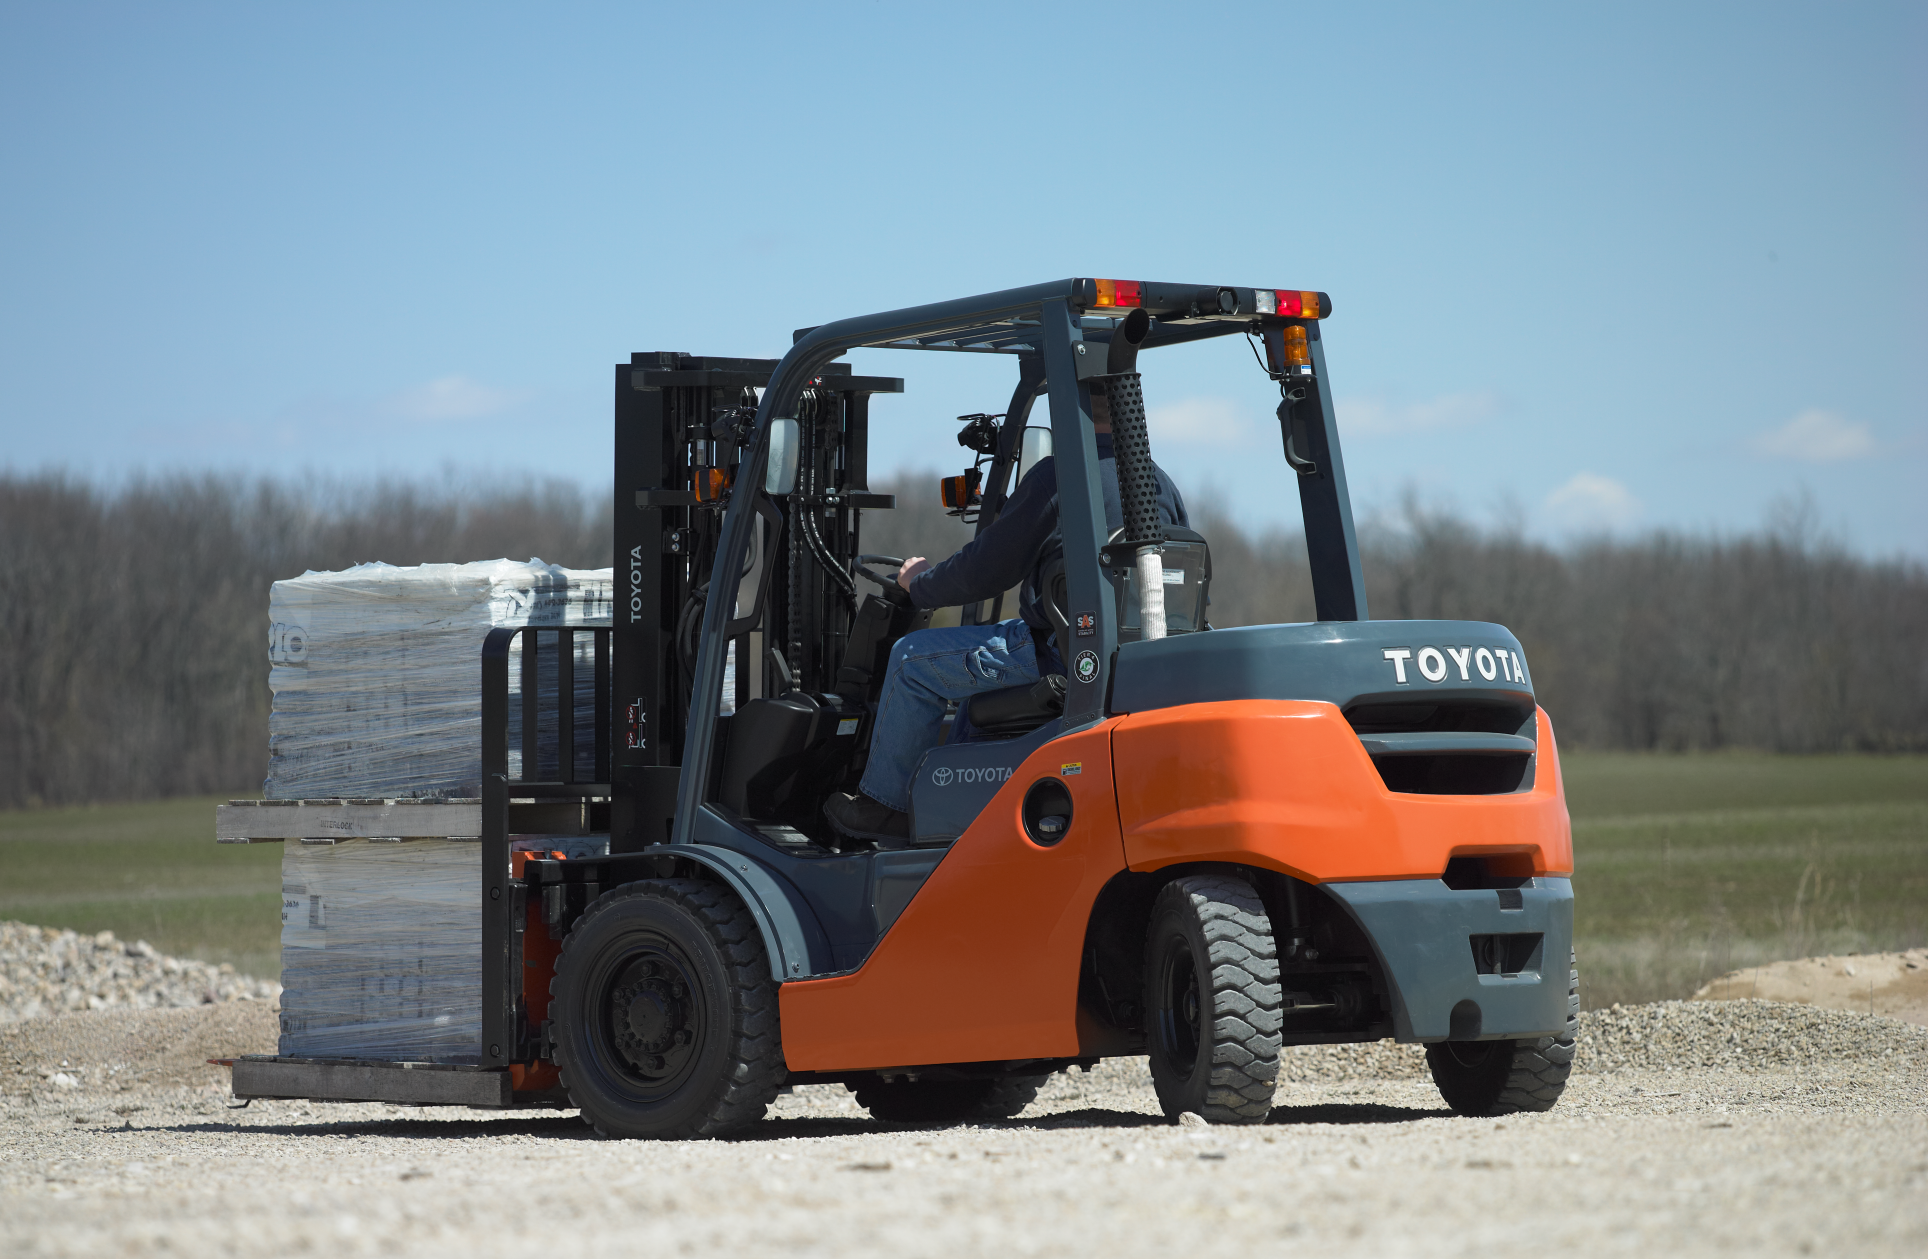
left=2, top=2, right=1921, bottom=554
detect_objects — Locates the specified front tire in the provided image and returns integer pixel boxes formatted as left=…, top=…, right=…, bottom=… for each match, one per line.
left=1426, top=948, right=1579, bottom=1116
left=1143, top=874, right=1282, bottom=1124
left=550, top=878, right=784, bottom=1139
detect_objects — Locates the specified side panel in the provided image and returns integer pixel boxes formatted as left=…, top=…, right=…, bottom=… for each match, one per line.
left=777, top=722, right=1125, bottom=1071
left=1111, top=701, right=1572, bottom=880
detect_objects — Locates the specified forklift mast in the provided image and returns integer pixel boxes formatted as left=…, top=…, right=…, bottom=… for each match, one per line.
left=610, top=356, right=903, bottom=854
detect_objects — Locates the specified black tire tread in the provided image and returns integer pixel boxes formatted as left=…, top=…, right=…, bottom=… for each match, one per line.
left=1491, top=948, right=1580, bottom=1113
left=973, top=1073, right=1047, bottom=1119
left=1426, top=948, right=1579, bottom=1116
left=1152, top=874, right=1282, bottom=1123
left=551, top=877, right=785, bottom=1139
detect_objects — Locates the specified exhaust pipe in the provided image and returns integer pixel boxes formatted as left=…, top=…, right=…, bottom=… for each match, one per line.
left=1098, top=309, right=1167, bottom=640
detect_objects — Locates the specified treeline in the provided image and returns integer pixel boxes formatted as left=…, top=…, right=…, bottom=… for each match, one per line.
left=870, top=474, right=1928, bottom=755
left=1, top=470, right=1922, bottom=809
left=0, top=473, right=609, bottom=809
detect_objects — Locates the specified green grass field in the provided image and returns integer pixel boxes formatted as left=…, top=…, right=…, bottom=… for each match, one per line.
left=0, top=796, right=283, bottom=980
left=1564, top=752, right=1928, bottom=1006
left=3, top=753, right=1924, bottom=1002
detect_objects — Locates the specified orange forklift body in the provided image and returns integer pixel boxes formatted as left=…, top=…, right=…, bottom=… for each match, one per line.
left=779, top=702, right=1570, bottom=1071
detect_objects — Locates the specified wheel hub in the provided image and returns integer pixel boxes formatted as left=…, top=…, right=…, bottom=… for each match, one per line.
left=1157, top=939, right=1202, bottom=1076
left=606, top=952, right=698, bottom=1079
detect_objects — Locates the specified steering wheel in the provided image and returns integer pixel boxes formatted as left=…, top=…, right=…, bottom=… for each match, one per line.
left=853, top=554, right=913, bottom=605
left=853, top=554, right=904, bottom=588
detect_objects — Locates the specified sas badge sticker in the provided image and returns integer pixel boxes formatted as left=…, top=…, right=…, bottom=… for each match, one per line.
left=1074, top=611, right=1096, bottom=638
left=1061, top=762, right=1083, bottom=777
left=1074, top=650, right=1100, bottom=684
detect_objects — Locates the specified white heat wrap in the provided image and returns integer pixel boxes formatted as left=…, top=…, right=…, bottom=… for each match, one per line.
left=277, top=839, right=483, bottom=1063
left=266, top=559, right=614, bottom=799
left=1135, top=547, right=1168, bottom=641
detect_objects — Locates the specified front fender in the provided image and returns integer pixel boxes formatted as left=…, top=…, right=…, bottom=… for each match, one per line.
left=641, top=806, right=838, bottom=981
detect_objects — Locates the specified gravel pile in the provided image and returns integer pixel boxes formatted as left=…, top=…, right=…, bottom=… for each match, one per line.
left=0, top=921, right=280, bottom=1025
left=1267, top=998, right=1928, bottom=1084
left=1579, top=998, right=1928, bottom=1072
left=1281, top=1037, right=1429, bottom=1082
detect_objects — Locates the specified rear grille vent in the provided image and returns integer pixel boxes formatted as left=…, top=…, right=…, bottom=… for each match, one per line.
left=1347, top=701, right=1537, bottom=796
left=1373, top=754, right=1531, bottom=795
left=1345, top=701, right=1531, bottom=736
left=1442, top=856, right=1533, bottom=891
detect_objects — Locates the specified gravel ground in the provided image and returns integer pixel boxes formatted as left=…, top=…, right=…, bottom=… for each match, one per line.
left=0, top=921, right=280, bottom=1025
left=2, top=993, right=1922, bottom=1258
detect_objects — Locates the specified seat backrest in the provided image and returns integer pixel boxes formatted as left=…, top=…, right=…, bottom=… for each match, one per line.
left=1105, top=525, right=1212, bottom=642
left=1035, top=553, right=1072, bottom=668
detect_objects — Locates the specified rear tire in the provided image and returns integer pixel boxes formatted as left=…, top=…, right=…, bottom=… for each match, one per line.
left=851, top=1074, right=1046, bottom=1124
left=1143, top=874, right=1282, bottom=1124
left=1426, top=948, right=1579, bottom=1116
left=550, top=878, right=784, bottom=1139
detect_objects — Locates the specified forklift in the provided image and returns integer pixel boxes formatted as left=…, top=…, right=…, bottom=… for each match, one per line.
left=221, top=278, right=1578, bottom=1136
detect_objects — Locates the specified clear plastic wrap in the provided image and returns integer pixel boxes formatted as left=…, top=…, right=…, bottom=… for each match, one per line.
left=265, top=559, right=613, bottom=799
left=277, top=839, right=482, bottom=1063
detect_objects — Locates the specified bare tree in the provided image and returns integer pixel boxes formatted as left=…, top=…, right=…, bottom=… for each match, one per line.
left=1, top=468, right=1921, bottom=810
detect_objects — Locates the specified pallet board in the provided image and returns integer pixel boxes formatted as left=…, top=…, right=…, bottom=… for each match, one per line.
left=216, top=800, right=483, bottom=842
left=232, top=1057, right=512, bottom=1107
left=216, top=799, right=595, bottom=841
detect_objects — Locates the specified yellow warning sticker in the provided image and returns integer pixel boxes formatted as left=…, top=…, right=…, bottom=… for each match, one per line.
left=1061, top=762, right=1083, bottom=776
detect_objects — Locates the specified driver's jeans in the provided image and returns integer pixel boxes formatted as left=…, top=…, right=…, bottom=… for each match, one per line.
left=857, top=617, right=1042, bottom=813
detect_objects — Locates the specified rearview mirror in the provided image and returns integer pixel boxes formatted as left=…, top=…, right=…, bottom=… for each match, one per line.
left=765, top=417, right=800, bottom=495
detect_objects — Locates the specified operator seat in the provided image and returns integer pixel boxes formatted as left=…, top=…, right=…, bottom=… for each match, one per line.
left=961, top=527, right=1213, bottom=738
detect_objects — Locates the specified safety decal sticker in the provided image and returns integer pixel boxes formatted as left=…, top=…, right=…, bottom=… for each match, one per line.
left=1061, top=762, right=1083, bottom=776
left=1074, top=650, right=1100, bottom=683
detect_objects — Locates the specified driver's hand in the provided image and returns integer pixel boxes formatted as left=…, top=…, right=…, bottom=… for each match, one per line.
left=897, top=556, right=931, bottom=591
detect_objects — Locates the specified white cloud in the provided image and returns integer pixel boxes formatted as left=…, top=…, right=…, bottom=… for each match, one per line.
left=388, top=375, right=528, bottom=422
left=1543, top=472, right=1642, bottom=532
left=1753, top=409, right=1873, bottom=462
left=1338, top=390, right=1499, bottom=436
left=1147, top=396, right=1254, bottom=448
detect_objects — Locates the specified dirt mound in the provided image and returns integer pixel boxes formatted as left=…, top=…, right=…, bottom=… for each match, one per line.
left=1693, top=948, right=1928, bottom=1025
left=0, top=1000, right=279, bottom=1099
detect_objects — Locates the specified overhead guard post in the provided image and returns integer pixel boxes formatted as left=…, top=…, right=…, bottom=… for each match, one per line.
left=1296, top=325, right=1369, bottom=621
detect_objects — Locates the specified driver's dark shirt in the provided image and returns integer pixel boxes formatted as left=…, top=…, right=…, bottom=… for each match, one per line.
left=906, top=431, right=1188, bottom=633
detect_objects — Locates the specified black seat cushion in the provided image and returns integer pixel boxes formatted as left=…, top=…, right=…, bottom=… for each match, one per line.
left=964, top=674, right=1066, bottom=738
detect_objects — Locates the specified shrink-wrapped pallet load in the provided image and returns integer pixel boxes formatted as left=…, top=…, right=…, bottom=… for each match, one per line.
left=265, top=558, right=614, bottom=799
left=278, top=838, right=483, bottom=1062
left=265, top=558, right=615, bottom=1062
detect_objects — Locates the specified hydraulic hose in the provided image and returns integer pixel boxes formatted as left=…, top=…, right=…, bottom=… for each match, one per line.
left=785, top=390, right=857, bottom=616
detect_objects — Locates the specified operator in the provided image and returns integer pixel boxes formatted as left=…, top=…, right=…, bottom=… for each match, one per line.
left=822, top=386, right=1188, bottom=844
